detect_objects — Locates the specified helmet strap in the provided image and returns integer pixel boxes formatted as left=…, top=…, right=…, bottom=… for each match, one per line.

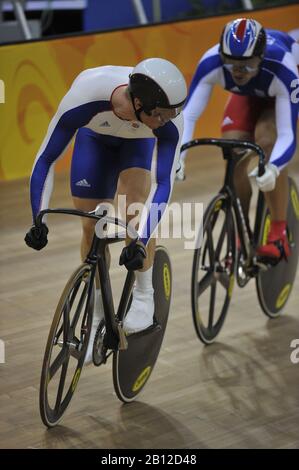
left=130, top=92, right=146, bottom=122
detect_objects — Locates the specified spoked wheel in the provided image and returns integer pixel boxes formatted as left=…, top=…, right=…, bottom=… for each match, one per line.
left=113, top=246, right=172, bottom=402
left=256, top=177, right=299, bottom=318
left=192, top=194, right=237, bottom=344
left=39, top=263, right=94, bottom=427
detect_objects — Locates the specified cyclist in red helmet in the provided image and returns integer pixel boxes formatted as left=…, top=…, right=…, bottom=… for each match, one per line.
left=180, top=18, right=299, bottom=262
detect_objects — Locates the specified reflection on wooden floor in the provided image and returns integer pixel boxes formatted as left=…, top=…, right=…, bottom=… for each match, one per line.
left=0, top=146, right=299, bottom=449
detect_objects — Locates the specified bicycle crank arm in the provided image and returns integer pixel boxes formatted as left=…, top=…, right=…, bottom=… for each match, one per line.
left=117, top=323, right=128, bottom=350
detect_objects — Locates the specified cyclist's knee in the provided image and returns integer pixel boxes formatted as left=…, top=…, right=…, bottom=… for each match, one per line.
left=255, top=136, right=274, bottom=161
left=126, top=190, right=148, bottom=211
left=118, top=169, right=151, bottom=209
left=255, top=119, right=276, bottom=160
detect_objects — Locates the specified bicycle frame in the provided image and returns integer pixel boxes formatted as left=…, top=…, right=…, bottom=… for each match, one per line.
left=181, top=138, right=266, bottom=265
left=36, top=208, right=136, bottom=353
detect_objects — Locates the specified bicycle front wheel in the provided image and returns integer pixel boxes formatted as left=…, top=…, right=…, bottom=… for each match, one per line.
left=39, top=263, right=94, bottom=427
left=192, top=194, right=237, bottom=344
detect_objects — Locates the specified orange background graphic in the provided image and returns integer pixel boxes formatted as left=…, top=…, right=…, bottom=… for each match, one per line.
left=0, top=4, right=298, bottom=181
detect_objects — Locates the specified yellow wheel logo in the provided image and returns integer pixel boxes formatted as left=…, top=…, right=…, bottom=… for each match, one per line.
left=262, top=214, right=271, bottom=245
left=228, top=275, right=234, bottom=299
left=214, top=200, right=222, bottom=212
left=275, top=284, right=291, bottom=310
left=71, top=368, right=81, bottom=392
left=291, top=187, right=299, bottom=220
left=163, top=263, right=171, bottom=301
left=132, top=366, right=151, bottom=392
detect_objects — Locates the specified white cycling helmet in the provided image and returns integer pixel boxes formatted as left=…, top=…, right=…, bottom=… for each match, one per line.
left=220, top=18, right=266, bottom=60
left=129, top=58, right=187, bottom=118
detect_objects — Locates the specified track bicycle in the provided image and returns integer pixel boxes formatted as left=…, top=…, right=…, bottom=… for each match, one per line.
left=181, top=138, right=299, bottom=344
left=37, top=208, right=172, bottom=427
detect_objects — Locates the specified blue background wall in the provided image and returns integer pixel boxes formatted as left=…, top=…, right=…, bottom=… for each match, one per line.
left=83, top=0, right=192, bottom=31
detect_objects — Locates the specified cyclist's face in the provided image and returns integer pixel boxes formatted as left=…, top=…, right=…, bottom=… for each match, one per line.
left=221, top=55, right=261, bottom=85
left=142, top=107, right=179, bottom=129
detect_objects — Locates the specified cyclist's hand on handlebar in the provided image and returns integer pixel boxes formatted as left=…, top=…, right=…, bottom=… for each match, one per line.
left=119, top=239, right=147, bottom=271
left=24, top=223, right=49, bottom=250
left=249, top=162, right=279, bottom=192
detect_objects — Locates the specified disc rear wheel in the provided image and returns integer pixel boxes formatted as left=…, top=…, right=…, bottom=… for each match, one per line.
left=256, top=178, right=299, bottom=318
left=113, top=246, right=172, bottom=402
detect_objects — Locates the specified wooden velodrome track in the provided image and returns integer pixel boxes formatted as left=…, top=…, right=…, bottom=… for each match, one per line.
left=0, top=142, right=299, bottom=449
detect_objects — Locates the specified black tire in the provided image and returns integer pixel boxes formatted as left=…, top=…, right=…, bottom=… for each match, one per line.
left=256, top=177, right=299, bottom=318
left=39, top=263, right=94, bottom=427
left=113, top=246, right=171, bottom=402
left=192, top=194, right=237, bottom=344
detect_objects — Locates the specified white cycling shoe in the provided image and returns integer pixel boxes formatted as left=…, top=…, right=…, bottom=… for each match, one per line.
left=84, top=289, right=104, bottom=365
left=123, top=287, right=155, bottom=334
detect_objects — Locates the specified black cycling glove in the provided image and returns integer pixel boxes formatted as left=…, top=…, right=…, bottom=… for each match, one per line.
left=25, top=223, right=49, bottom=251
left=119, top=239, right=147, bottom=271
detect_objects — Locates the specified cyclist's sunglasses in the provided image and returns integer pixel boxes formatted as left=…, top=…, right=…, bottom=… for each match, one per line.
left=152, top=104, right=184, bottom=120
left=223, top=63, right=259, bottom=73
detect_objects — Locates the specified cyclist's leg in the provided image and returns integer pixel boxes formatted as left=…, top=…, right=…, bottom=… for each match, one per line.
left=116, top=138, right=156, bottom=333
left=254, top=106, right=290, bottom=258
left=117, top=167, right=155, bottom=268
left=221, top=130, right=253, bottom=217
left=116, top=138, right=156, bottom=269
left=71, top=128, right=119, bottom=261
left=221, top=94, right=258, bottom=219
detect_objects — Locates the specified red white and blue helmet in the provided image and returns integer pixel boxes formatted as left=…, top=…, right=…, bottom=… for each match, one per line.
left=220, top=18, right=266, bottom=60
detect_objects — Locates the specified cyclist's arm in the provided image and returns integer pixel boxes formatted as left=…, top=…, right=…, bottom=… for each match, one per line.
left=182, top=47, right=223, bottom=161
left=138, top=115, right=183, bottom=246
left=182, top=82, right=213, bottom=155
left=30, top=89, right=106, bottom=221
left=268, top=60, right=298, bottom=169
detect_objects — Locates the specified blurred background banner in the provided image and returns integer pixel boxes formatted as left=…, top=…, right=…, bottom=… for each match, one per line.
left=0, top=3, right=298, bottom=181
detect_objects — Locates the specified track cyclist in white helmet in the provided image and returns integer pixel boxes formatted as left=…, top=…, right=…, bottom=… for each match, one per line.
left=180, top=18, right=299, bottom=262
left=25, top=58, right=187, bottom=363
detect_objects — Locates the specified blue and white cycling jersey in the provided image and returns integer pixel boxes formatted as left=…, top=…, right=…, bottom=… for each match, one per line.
left=182, top=29, right=299, bottom=169
left=30, top=66, right=183, bottom=246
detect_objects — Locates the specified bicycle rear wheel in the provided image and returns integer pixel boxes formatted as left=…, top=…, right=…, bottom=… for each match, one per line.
left=256, top=177, right=299, bottom=318
left=192, top=194, right=237, bottom=344
left=112, top=246, right=172, bottom=402
left=39, top=263, right=94, bottom=427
